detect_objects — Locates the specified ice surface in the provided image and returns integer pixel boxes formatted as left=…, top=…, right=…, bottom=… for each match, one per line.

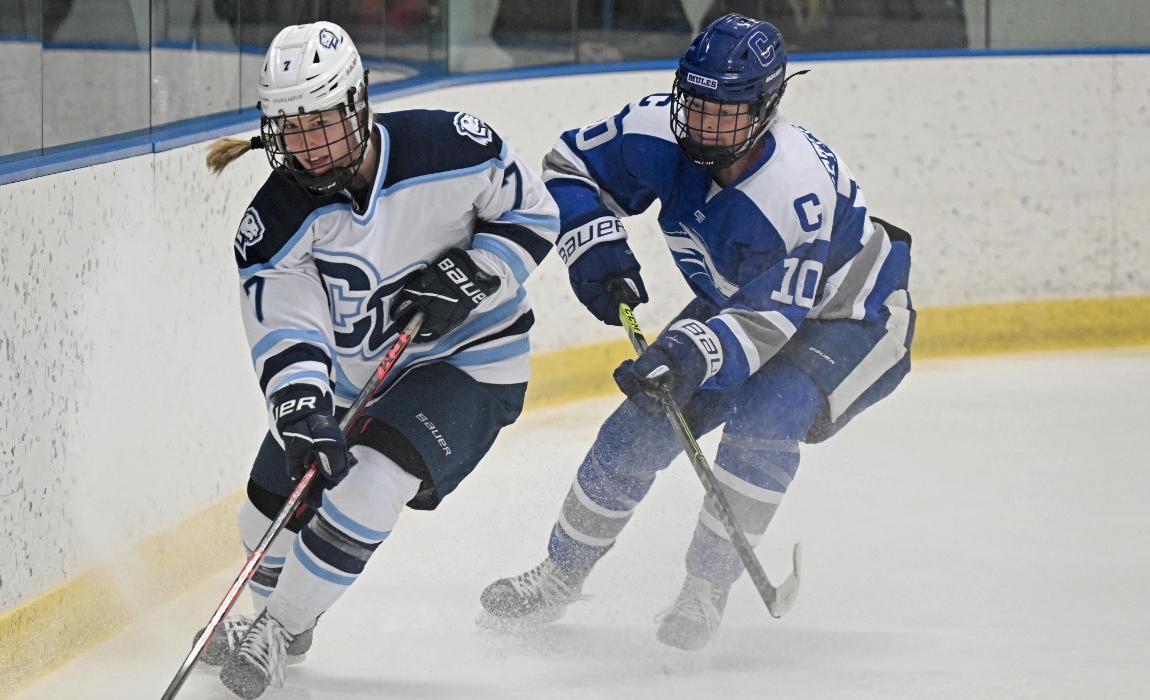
left=13, top=349, right=1150, bottom=699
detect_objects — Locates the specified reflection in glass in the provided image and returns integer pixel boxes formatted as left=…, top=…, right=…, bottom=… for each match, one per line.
left=385, top=0, right=443, bottom=71
left=234, top=2, right=423, bottom=112
left=0, top=0, right=44, bottom=157
left=13, top=0, right=1150, bottom=170
left=41, top=0, right=149, bottom=147
left=988, top=0, right=1150, bottom=49
left=696, top=0, right=969, bottom=52
left=485, top=0, right=576, bottom=71
left=151, top=0, right=241, bottom=126
left=575, top=0, right=693, bottom=63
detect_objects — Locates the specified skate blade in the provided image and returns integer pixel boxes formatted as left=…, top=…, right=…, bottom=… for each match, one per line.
left=474, top=607, right=566, bottom=632
left=196, top=652, right=307, bottom=670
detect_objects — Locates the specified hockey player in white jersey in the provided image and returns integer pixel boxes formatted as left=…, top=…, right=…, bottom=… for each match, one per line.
left=481, top=14, right=915, bottom=650
left=201, top=21, right=558, bottom=698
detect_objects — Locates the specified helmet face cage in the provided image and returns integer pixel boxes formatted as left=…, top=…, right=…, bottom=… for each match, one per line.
left=671, top=13, right=788, bottom=170
left=260, top=84, right=371, bottom=196
left=671, top=76, right=779, bottom=170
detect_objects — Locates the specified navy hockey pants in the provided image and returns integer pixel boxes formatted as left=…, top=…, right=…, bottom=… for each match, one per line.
left=246, top=362, right=526, bottom=527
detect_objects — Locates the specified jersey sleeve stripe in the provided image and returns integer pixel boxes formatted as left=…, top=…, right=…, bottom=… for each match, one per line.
left=266, top=368, right=331, bottom=399
left=251, top=329, right=331, bottom=367
left=259, top=343, right=332, bottom=394
left=709, top=316, right=754, bottom=385
left=814, top=218, right=884, bottom=319
left=850, top=231, right=891, bottom=320
left=495, top=210, right=560, bottom=232
left=543, top=144, right=635, bottom=219
left=542, top=139, right=595, bottom=184
left=472, top=233, right=531, bottom=284
left=712, top=308, right=799, bottom=381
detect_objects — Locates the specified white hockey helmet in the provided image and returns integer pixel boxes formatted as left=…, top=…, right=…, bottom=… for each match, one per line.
left=257, top=21, right=372, bottom=195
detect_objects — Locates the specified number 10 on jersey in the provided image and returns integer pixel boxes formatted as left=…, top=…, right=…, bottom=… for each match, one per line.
left=770, top=258, right=823, bottom=308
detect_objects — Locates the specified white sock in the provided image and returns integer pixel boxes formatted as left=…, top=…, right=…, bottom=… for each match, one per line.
left=267, top=446, right=421, bottom=635
left=237, top=499, right=294, bottom=612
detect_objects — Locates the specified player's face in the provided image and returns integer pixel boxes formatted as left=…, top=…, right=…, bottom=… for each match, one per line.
left=684, top=96, right=755, bottom=148
left=279, top=108, right=359, bottom=175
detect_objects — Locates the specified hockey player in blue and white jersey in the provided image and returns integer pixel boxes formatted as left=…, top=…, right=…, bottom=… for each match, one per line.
left=481, top=14, right=915, bottom=650
left=200, top=21, right=558, bottom=697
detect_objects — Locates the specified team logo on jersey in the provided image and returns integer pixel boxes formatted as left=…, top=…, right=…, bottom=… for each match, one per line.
left=686, top=72, right=718, bottom=90
left=235, top=207, right=265, bottom=260
left=315, top=255, right=413, bottom=359
left=318, top=28, right=341, bottom=50
left=454, top=112, right=493, bottom=146
left=665, top=224, right=739, bottom=298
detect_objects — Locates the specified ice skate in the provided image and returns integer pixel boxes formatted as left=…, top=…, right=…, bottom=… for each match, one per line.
left=193, top=613, right=313, bottom=667
left=477, top=558, right=585, bottom=629
left=218, top=610, right=296, bottom=699
left=655, top=573, right=729, bottom=651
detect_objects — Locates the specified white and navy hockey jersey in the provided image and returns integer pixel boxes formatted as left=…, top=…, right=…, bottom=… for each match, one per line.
left=234, top=110, right=559, bottom=422
left=544, top=93, right=911, bottom=388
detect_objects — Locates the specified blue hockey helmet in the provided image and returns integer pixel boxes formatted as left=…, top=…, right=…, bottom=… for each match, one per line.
left=671, top=14, right=788, bottom=169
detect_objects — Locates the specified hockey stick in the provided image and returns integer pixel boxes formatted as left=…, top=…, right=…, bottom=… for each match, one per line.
left=612, top=296, right=801, bottom=618
left=161, top=312, right=424, bottom=700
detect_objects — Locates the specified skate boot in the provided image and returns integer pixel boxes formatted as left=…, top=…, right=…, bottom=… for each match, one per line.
left=655, top=573, right=730, bottom=651
left=478, top=558, right=585, bottom=628
left=193, top=614, right=314, bottom=666
left=219, top=610, right=296, bottom=699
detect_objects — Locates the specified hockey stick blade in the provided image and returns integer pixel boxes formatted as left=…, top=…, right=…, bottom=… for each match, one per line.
left=766, top=542, right=802, bottom=619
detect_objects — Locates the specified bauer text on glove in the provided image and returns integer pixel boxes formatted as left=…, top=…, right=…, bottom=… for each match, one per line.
left=613, top=319, right=723, bottom=412
left=273, top=384, right=355, bottom=487
left=391, top=248, right=502, bottom=341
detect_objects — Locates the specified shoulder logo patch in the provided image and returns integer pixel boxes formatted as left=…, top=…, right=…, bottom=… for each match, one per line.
left=235, top=207, right=265, bottom=260
left=454, top=112, right=493, bottom=146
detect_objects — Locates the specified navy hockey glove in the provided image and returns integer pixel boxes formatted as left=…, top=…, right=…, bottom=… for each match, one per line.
left=613, top=319, right=724, bottom=414
left=272, top=384, right=355, bottom=488
left=392, top=248, right=501, bottom=341
left=568, top=239, right=648, bottom=326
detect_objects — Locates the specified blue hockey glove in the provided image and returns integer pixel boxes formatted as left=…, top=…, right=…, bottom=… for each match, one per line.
left=272, top=384, right=355, bottom=488
left=392, top=248, right=501, bottom=341
left=613, top=319, right=724, bottom=414
left=568, top=239, right=648, bottom=326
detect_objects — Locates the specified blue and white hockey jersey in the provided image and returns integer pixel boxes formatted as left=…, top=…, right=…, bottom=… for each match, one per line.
left=544, top=94, right=910, bottom=388
left=234, top=110, right=559, bottom=424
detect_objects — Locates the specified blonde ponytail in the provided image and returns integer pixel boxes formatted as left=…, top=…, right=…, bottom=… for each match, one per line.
left=206, top=136, right=264, bottom=174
